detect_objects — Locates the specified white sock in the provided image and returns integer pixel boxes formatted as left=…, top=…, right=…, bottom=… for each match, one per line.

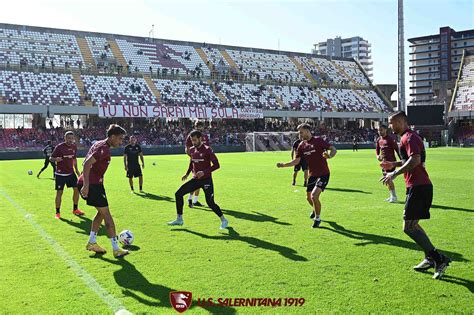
left=315, top=215, right=321, bottom=221
left=193, top=196, right=199, bottom=203
left=89, top=231, right=97, bottom=244
left=188, top=194, right=193, bottom=201
left=111, top=236, right=119, bottom=251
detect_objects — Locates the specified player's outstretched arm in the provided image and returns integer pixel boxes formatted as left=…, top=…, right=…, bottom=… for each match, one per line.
left=182, top=161, right=192, bottom=181
left=73, top=158, right=81, bottom=176
left=277, top=157, right=301, bottom=168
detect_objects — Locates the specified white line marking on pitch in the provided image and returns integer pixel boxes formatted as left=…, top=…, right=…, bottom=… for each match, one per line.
left=0, top=188, right=131, bottom=315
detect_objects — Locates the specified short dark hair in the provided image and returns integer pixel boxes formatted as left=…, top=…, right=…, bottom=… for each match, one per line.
left=379, top=124, right=388, bottom=129
left=296, top=123, right=311, bottom=131
left=189, top=130, right=202, bottom=139
left=389, top=111, right=407, bottom=121
left=64, top=131, right=74, bottom=137
left=107, top=124, right=126, bottom=137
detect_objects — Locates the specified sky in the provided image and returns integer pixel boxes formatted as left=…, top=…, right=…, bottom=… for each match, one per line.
left=0, top=0, right=473, bottom=86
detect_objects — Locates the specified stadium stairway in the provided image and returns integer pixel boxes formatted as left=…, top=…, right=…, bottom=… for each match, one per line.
left=107, top=39, right=128, bottom=69
left=71, top=70, right=93, bottom=106
left=353, top=89, right=379, bottom=112
left=208, top=80, right=228, bottom=104
left=143, top=75, right=161, bottom=102
left=196, top=48, right=214, bottom=71
left=308, top=58, right=325, bottom=74
left=266, top=86, right=286, bottom=109
left=331, top=60, right=360, bottom=87
left=289, top=56, right=317, bottom=85
left=76, top=37, right=96, bottom=68
left=219, top=50, right=242, bottom=74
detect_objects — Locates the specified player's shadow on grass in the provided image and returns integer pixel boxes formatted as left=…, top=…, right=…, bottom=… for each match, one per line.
left=431, top=204, right=474, bottom=213
left=60, top=216, right=94, bottom=236
left=438, top=275, right=474, bottom=293
left=194, top=207, right=291, bottom=226
left=321, top=221, right=468, bottom=262
left=96, top=256, right=236, bottom=314
left=325, top=187, right=372, bottom=194
left=173, top=227, right=307, bottom=262
left=136, top=192, right=174, bottom=203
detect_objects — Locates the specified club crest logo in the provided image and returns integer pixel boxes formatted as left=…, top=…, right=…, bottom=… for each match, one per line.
left=170, top=291, right=192, bottom=313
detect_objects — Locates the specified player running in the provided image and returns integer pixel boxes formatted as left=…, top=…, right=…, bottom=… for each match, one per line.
left=380, top=111, right=451, bottom=279
left=185, top=120, right=209, bottom=208
left=124, top=136, right=145, bottom=193
left=78, top=124, right=129, bottom=258
left=168, top=130, right=228, bottom=229
left=376, top=124, right=401, bottom=202
left=291, top=138, right=308, bottom=186
left=277, top=124, right=337, bottom=228
left=49, top=131, right=84, bottom=219
left=37, top=140, right=56, bottom=178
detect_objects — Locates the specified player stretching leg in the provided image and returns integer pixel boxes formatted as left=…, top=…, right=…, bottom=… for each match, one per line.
left=37, top=140, right=56, bottom=178
left=184, top=120, right=209, bottom=207
left=49, top=132, right=84, bottom=219
left=124, top=136, right=145, bottom=193
left=78, top=124, right=129, bottom=258
left=381, top=111, right=450, bottom=279
left=277, top=124, right=337, bottom=228
left=169, top=130, right=228, bottom=229
left=376, top=124, right=401, bottom=202
left=291, top=138, right=308, bottom=186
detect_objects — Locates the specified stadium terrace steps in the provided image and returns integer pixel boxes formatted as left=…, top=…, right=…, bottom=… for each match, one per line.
left=331, top=60, right=359, bottom=86
left=353, top=89, right=378, bottom=112
left=76, top=37, right=95, bottom=68
left=144, top=74, right=161, bottom=101
left=71, top=70, right=92, bottom=106
left=314, top=89, right=337, bottom=112
left=219, top=50, right=241, bottom=74
left=208, top=79, right=228, bottom=104
left=289, top=56, right=317, bottom=85
left=308, top=58, right=324, bottom=74
left=266, top=86, right=286, bottom=108
left=107, top=39, right=128, bottom=69
left=196, top=48, right=214, bottom=70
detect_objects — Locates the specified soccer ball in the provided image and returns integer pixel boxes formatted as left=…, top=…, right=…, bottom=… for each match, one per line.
left=28, top=170, right=33, bottom=175
left=118, top=230, right=134, bottom=246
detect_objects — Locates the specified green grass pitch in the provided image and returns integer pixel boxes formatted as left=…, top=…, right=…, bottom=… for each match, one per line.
left=0, top=148, right=472, bottom=314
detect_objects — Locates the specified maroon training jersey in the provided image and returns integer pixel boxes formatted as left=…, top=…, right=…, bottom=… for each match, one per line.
left=51, top=142, right=77, bottom=175
left=187, top=144, right=219, bottom=180
left=399, top=129, right=431, bottom=187
left=186, top=133, right=210, bottom=151
left=296, top=136, right=331, bottom=178
left=80, top=139, right=112, bottom=185
left=376, top=135, right=399, bottom=162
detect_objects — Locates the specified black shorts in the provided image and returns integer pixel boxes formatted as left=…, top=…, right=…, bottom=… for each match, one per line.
left=306, top=174, right=330, bottom=192
left=55, top=174, right=78, bottom=190
left=126, top=166, right=142, bottom=178
left=77, top=183, right=109, bottom=208
left=294, top=159, right=308, bottom=172
left=404, top=184, right=433, bottom=220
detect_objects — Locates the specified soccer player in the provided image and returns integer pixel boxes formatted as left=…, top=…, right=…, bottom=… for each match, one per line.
left=352, top=136, right=358, bottom=152
left=49, top=131, right=84, bottom=219
left=78, top=124, right=129, bottom=258
left=277, top=124, right=337, bottom=228
left=291, top=138, right=308, bottom=186
left=376, top=124, right=401, bottom=202
left=380, top=111, right=450, bottom=279
left=37, top=140, right=56, bottom=178
left=168, top=130, right=228, bottom=229
left=124, top=136, right=145, bottom=193
left=184, top=120, right=209, bottom=208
